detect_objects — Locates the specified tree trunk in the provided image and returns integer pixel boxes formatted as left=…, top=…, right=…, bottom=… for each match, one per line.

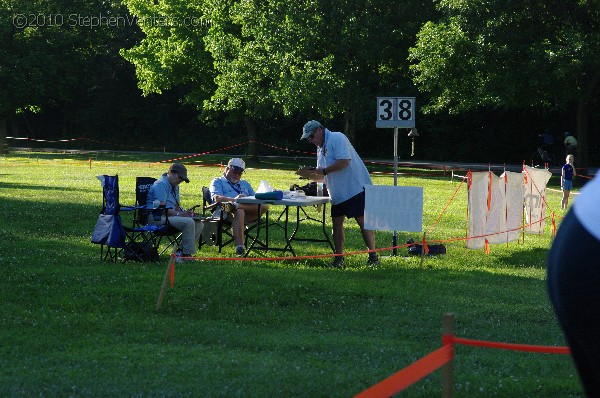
left=575, top=72, right=600, bottom=175
left=576, top=98, right=589, bottom=174
left=344, top=111, right=356, bottom=143
left=0, top=118, right=8, bottom=154
left=244, top=116, right=259, bottom=161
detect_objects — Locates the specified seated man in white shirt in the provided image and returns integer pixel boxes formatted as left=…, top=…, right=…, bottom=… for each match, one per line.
left=209, top=158, right=268, bottom=256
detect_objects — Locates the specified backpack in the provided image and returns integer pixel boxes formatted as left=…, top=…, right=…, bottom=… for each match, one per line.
left=406, top=239, right=446, bottom=256
left=124, top=241, right=159, bottom=262
left=290, top=181, right=329, bottom=197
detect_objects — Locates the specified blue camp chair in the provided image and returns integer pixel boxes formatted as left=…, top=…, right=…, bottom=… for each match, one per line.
left=91, top=175, right=127, bottom=262
left=92, top=175, right=162, bottom=262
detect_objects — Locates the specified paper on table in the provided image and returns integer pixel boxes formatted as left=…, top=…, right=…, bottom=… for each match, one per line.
left=257, top=180, right=275, bottom=193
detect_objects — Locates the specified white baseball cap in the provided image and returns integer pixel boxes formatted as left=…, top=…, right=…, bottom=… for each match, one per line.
left=227, top=158, right=245, bottom=172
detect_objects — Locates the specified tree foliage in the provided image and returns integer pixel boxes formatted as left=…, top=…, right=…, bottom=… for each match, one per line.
left=409, top=0, right=600, bottom=168
left=123, top=0, right=437, bottom=147
left=120, top=0, right=215, bottom=104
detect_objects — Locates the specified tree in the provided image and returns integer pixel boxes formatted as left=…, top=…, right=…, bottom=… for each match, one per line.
left=203, top=0, right=436, bottom=142
left=0, top=0, right=140, bottom=152
left=409, top=0, right=600, bottom=170
left=123, top=0, right=437, bottom=156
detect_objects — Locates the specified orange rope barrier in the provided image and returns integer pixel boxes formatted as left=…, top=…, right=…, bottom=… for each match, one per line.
left=157, top=142, right=252, bottom=164
left=426, top=172, right=467, bottom=235
left=353, top=345, right=454, bottom=398
left=448, top=336, right=571, bottom=354
left=353, top=328, right=570, bottom=397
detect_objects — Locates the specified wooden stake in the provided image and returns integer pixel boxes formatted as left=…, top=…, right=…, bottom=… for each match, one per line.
left=156, top=244, right=178, bottom=311
left=420, top=232, right=427, bottom=268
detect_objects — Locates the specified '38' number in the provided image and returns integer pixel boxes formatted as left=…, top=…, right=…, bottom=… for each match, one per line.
left=376, top=97, right=415, bottom=128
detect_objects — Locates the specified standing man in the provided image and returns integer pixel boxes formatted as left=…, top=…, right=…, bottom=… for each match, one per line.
left=297, top=120, right=379, bottom=267
left=146, top=163, right=203, bottom=260
left=210, top=158, right=268, bottom=257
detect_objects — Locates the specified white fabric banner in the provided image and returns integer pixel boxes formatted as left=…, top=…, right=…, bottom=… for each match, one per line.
left=467, top=172, right=489, bottom=249
left=523, top=166, right=552, bottom=234
left=364, top=186, right=423, bottom=232
left=502, top=171, right=524, bottom=243
left=484, top=173, right=505, bottom=244
left=467, top=171, right=524, bottom=249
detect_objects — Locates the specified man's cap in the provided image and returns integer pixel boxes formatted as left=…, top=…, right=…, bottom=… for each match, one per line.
left=227, top=158, right=246, bottom=172
left=169, top=163, right=189, bottom=183
left=301, top=120, right=322, bottom=140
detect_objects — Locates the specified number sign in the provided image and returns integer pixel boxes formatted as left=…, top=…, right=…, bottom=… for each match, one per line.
left=376, top=97, right=415, bottom=128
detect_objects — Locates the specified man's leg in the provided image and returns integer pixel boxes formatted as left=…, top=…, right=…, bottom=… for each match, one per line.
left=168, top=216, right=198, bottom=255
left=238, top=203, right=268, bottom=223
left=231, top=208, right=246, bottom=246
left=232, top=203, right=269, bottom=246
left=355, top=215, right=376, bottom=251
left=332, top=215, right=345, bottom=255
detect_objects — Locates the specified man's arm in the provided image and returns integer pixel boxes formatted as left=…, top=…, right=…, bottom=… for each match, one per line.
left=295, top=159, right=350, bottom=181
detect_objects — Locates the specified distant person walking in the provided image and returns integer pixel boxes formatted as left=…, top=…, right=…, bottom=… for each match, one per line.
left=561, top=155, right=576, bottom=209
left=548, top=173, right=600, bottom=397
left=564, top=131, right=577, bottom=156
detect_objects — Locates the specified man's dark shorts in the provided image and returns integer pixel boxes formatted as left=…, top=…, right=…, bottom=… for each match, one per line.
left=331, top=191, right=365, bottom=219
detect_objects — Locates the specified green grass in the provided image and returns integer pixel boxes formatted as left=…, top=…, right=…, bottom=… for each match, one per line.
left=0, top=151, right=583, bottom=397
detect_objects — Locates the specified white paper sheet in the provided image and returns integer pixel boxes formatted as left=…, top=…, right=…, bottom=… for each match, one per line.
left=364, top=186, right=423, bottom=232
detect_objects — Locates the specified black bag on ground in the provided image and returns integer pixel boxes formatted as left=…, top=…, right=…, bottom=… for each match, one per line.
left=290, top=181, right=328, bottom=196
left=124, top=241, right=159, bottom=262
left=407, top=239, right=446, bottom=256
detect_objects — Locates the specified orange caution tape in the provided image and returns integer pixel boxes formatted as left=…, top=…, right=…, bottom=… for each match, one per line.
left=353, top=345, right=454, bottom=398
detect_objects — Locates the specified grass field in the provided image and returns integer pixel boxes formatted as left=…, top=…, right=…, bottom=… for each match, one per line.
left=0, top=150, right=583, bottom=397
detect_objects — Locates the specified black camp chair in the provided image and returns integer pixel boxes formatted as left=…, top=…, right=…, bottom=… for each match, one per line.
left=198, top=186, right=235, bottom=252
left=198, top=186, right=261, bottom=253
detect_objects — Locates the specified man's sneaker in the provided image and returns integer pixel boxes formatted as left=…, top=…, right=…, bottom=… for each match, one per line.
left=222, top=202, right=237, bottom=214
left=175, top=251, right=192, bottom=263
left=331, top=256, right=345, bottom=268
left=235, top=245, right=246, bottom=257
left=367, top=253, right=380, bottom=266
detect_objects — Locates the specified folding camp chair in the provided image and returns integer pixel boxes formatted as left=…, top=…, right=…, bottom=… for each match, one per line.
left=91, top=175, right=127, bottom=262
left=199, top=186, right=235, bottom=252
left=131, top=177, right=182, bottom=256
left=198, top=186, right=259, bottom=253
left=91, top=174, right=164, bottom=263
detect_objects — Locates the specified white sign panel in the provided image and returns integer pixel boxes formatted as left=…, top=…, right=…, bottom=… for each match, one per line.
left=376, top=97, right=415, bottom=128
left=364, top=186, right=423, bottom=232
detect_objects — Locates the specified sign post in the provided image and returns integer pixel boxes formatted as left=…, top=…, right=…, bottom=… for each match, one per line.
left=376, top=97, right=416, bottom=255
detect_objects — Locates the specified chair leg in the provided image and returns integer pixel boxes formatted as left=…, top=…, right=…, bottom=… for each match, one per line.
left=100, top=244, right=120, bottom=262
